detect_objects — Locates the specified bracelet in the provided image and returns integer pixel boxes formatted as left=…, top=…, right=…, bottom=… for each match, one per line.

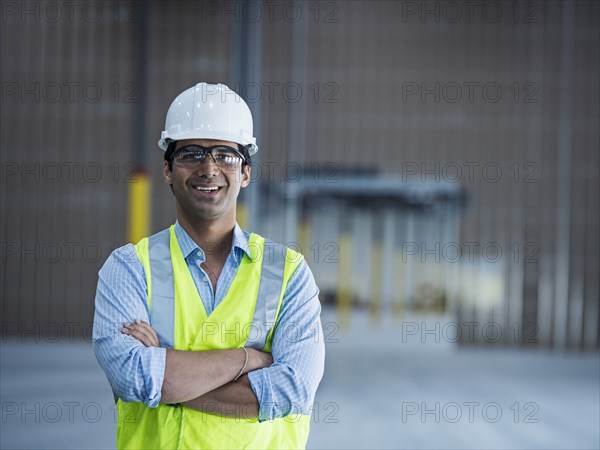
left=233, top=347, right=248, bottom=381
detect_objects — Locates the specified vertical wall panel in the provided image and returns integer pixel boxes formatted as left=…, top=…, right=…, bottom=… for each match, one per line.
left=1, top=0, right=598, bottom=348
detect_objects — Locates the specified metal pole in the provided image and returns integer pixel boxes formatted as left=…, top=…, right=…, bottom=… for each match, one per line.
left=285, top=7, right=309, bottom=245
left=128, top=0, right=151, bottom=243
left=236, top=11, right=263, bottom=232
left=553, top=0, right=574, bottom=349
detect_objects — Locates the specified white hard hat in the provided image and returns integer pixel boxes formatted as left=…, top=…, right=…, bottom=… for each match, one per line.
left=158, top=82, right=258, bottom=155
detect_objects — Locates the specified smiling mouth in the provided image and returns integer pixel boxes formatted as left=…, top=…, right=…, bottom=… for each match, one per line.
left=193, top=186, right=221, bottom=192
left=191, top=185, right=224, bottom=196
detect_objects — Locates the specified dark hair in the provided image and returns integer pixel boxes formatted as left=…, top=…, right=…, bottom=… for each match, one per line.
left=164, top=141, right=177, bottom=171
left=164, top=141, right=252, bottom=172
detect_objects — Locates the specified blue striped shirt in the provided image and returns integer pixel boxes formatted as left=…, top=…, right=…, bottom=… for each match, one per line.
left=92, top=221, right=325, bottom=422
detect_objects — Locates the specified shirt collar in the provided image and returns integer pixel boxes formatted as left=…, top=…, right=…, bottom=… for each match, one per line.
left=231, top=222, right=253, bottom=263
left=174, top=220, right=252, bottom=263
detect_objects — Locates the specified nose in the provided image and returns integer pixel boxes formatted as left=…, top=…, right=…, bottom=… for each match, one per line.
left=194, top=154, right=219, bottom=176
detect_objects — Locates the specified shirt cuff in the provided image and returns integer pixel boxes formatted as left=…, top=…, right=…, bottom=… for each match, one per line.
left=247, top=368, right=273, bottom=422
left=141, top=346, right=167, bottom=408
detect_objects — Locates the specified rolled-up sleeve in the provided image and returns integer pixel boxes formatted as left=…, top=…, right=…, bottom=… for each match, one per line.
left=92, top=245, right=166, bottom=407
left=247, top=259, right=325, bottom=422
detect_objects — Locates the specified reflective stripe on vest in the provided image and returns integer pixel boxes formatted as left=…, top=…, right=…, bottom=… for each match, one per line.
left=246, top=239, right=285, bottom=349
left=148, top=229, right=175, bottom=348
left=148, top=230, right=285, bottom=349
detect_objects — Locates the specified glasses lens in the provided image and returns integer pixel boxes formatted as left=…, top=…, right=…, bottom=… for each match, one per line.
left=174, top=147, right=206, bottom=163
left=211, top=146, right=243, bottom=167
left=174, top=145, right=242, bottom=168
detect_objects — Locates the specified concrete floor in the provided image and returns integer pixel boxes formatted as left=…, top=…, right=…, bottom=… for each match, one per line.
left=1, top=309, right=598, bottom=449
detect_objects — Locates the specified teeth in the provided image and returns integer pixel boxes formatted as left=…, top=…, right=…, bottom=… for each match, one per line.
left=194, top=186, right=219, bottom=191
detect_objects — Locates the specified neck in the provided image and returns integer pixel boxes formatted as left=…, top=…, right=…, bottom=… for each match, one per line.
left=177, top=214, right=235, bottom=260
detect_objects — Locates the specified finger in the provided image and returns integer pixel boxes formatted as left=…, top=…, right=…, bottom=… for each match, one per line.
left=129, top=322, right=156, bottom=346
left=123, top=322, right=155, bottom=347
left=122, top=324, right=151, bottom=346
left=129, top=321, right=160, bottom=347
left=137, top=320, right=160, bottom=347
left=120, top=321, right=159, bottom=347
left=134, top=320, right=160, bottom=347
left=120, top=323, right=135, bottom=338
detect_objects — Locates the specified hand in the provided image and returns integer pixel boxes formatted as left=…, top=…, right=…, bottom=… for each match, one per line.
left=121, top=320, right=160, bottom=347
left=245, top=348, right=274, bottom=372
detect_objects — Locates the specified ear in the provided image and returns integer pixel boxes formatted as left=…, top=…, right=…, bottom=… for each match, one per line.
left=240, top=165, right=251, bottom=188
left=163, top=162, right=172, bottom=184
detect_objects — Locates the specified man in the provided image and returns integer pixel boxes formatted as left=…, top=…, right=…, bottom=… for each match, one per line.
left=93, top=82, right=325, bottom=449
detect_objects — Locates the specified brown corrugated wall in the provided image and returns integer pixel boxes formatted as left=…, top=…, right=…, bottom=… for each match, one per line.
left=1, top=0, right=598, bottom=348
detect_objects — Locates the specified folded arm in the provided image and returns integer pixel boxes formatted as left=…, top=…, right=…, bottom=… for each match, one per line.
left=93, top=245, right=273, bottom=407
left=182, top=375, right=259, bottom=419
left=124, top=320, right=267, bottom=417
left=122, top=258, right=325, bottom=421
left=160, top=347, right=271, bottom=404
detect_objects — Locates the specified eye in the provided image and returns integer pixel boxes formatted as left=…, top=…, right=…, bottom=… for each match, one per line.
left=178, top=150, right=204, bottom=161
left=213, top=153, right=231, bottom=161
left=213, top=148, right=240, bottom=162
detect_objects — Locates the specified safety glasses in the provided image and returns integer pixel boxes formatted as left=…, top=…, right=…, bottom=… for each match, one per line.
left=173, top=145, right=245, bottom=168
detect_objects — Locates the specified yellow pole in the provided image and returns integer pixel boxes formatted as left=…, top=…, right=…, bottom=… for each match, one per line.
left=337, top=233, right=353, bottom=329
left=298, top=220, right=310, bottom=257
left=393, top=251, right=405, bottom=318
left=127, top=171, right=151, bottom=244
left=369, top=242, right=383, bottom=324
left=236, top=203, right=248, bottom=229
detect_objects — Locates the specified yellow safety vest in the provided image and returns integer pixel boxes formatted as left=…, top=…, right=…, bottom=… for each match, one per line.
left=115, top=225, right=311, bottom=449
